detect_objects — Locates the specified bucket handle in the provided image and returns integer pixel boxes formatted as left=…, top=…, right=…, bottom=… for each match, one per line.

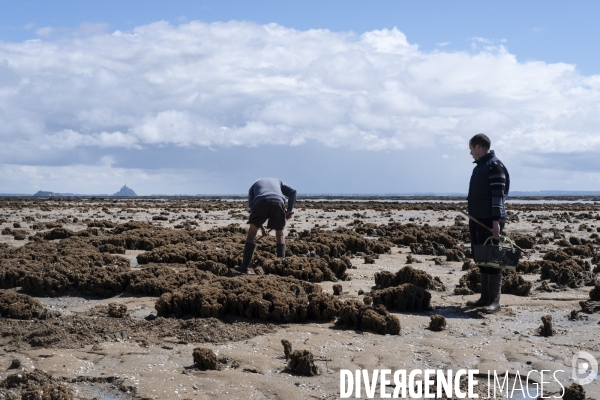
left=482, top=235, right=517, bottom=253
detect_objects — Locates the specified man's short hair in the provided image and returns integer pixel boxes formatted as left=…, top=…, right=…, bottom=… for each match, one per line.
left=469, top=133, right=491, bottom=149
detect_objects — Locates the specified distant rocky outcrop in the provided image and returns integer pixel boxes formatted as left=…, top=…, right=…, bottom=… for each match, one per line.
left=33, top=191, right=62, bottom=197
left=113, top=185, right=137, bottom=197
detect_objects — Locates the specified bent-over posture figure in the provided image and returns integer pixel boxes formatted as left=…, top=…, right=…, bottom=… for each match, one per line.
left=234, top=178, right=297, bottom=274
left=466, top=133, right=510, bottom=313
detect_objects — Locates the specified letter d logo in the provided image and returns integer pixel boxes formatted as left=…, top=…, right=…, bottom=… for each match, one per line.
left=572, top=351, right=598, bottom=386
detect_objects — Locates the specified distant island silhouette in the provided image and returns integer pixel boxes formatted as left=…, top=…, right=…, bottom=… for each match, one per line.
left=113, top=184, right=137, bottom=196
left=33, top=190, right=62, bottom=197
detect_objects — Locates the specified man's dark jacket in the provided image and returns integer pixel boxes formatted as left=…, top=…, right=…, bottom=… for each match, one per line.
left=467, top=150, right=510, bottom=221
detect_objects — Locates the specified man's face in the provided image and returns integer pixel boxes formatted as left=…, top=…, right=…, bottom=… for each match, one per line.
left=469, top=144, right=484, bottom=161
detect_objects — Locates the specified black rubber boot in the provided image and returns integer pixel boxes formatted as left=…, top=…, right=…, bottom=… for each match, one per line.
left=484, top=273, right=503, bottom=314
left=466, top=273, right=489, bottom=307
left=234, top=242, right=256, bottom=274
left=276, top=243, right=286, bottom=258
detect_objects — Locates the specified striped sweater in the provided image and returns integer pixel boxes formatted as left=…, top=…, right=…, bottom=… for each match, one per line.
left=467, top=151, right=510, bottom=220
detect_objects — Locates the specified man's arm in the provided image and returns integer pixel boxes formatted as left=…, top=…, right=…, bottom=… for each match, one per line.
left=280, top=181, right=297, bottom=212
left=248, top=187, right=255, bottom=213
left=489, top=162, right=507, bottom=239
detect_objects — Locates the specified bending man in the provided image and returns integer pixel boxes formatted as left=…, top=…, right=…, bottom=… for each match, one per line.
left=466, top=133, right=510, bottom=313
left=234, top=178, right=297, bottom=274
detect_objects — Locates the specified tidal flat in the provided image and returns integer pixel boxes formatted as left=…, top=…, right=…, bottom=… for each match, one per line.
left=0, top=197, right=599, bottom=399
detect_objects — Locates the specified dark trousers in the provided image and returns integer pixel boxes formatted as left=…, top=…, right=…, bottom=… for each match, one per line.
left=469, top=218, right=505, bottom=276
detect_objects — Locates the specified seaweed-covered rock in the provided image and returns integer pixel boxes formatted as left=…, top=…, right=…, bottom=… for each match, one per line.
left=108, top=303, right=127, bottom=318
left=44, top=228, right=76, bottom=240
left=88, top=220, right=117, bottom=228
left=410, top=241, right=446, bottom=256
left=374, top=266, right=446, bottom=291
left=543, top=250, right=572, bottom=263
left=445, top=249, right=465, bottom=262
left=540, top=258, right=593, bottom=288
left=12, top=230, right=28, bottom=240
left=155, top=275, right=342, bottom=323
left=514, top=235, right=535, bottom=249
left=538, top=315, right=554, bottom=337
left=136, top=243, right=231, bottom=265
left=97, top=243, right=126, bottom=254
left=562, top=244, right=595, bottom=257
left=0, top=290, right=57, bottom=320
left=562, top=383, right=586, bottom=400
left=327, top=257, right=353, bottom=276
left=453, top=287, right=474, bottom=295
left=429, top=314, right=446, bottom=331
left=457, top=268, right=531, bottom=296
left=288, top=350, right=320, bottom=376
left=462, top=260, right=474, bottom=271
left=373, top=271, right=396, bottom=288
left=364, top=255, right=376, bottom=264
left=0, top=370, right=75, bottom=399
left=281, top=339, right=292, bottom=360
left=288, top=227, right=391, bottom=257
left=0, top=237, right=130, bottom=297
left=193, top=347, right=219, bottom=370
left=370, top=283, right=431, bottom=312
left=579, top=300, right=600, bottom=314
left=458, top=267, right=482, bottom=293
left=335, top=300, right=400, bottom=335
left=502, top=270, right=532, bottom=296
left=354, top=222, right=458, bottom=249
left=124, top=265, right=214, bottom=296
left=516, top=260, right=543, bottom=274
left=590, top=282, right=600, bottom=301
left=556, top=269, right=595, bottom=289
left=333, top=284, right=342, bottom=295
left=188, top=260, right=230, bottom=276
left=260, top=256, right=348, bottom=282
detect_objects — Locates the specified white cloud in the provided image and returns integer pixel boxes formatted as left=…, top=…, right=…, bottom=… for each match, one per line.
left=34, top=26, right=56, bottom=37
left=0, top=20, right=599, bottom=172
left=75, top=22, right=109, bottom=37
left=470, top=36, right=494, bottom=44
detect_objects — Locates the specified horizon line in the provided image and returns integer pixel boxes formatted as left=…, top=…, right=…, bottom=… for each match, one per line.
left=2, top=190, right=600, bottom=198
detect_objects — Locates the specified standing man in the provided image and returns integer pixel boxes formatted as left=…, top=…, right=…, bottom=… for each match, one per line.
left=234, top=178, right=297, bottom=274
left=466, top=134, right=510, bottom=313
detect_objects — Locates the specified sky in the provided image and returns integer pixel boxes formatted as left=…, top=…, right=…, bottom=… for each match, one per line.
left=1, top=0, right=599, bottom=195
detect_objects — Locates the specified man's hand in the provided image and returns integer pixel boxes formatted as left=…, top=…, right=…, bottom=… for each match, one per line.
left=260, top=225, right=268, bottom=237
left=492, top=220, right=501, bottom=240
left=286, top=211, right=294, bottom=220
